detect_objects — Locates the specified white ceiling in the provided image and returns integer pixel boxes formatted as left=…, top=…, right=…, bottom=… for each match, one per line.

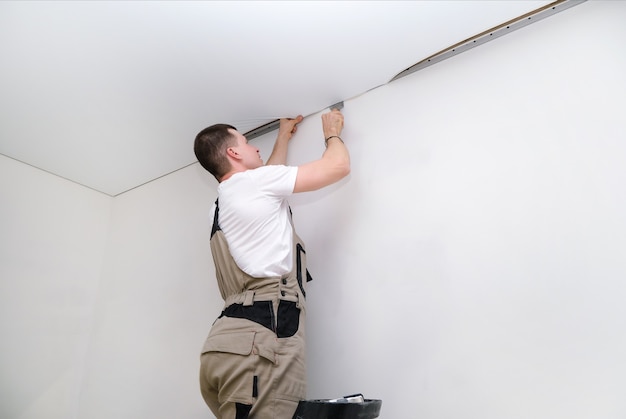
left=0, top=1, right=552, bottom=196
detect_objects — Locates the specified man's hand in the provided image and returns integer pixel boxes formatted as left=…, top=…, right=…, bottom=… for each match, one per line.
left=321, top=109, right=344, bottom=138
left=266, top=115, right=304, bottom=166
left=278, top=115, right=304, bottom=140
left=293, top=108, right=350, bottom=193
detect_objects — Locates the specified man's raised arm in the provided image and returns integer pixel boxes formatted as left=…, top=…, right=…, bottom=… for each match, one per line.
left=265, top=115, right=304, bottom=166
left=294, top=109, right=350, bottom=193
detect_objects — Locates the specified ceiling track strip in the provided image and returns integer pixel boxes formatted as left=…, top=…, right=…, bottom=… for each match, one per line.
left=390, top=0, right=586, bottom=82
left=1, top=152, right=115, bottom=197
left=243, top=0, right=585, bottom=142
left=114, top=161, right=198, bottom=197
left=2, top=152, right=197, bottom=197
left=244, top=101, right=344, bottom=141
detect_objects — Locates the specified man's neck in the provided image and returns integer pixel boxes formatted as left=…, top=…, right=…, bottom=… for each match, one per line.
left=219, top=168, right=243, bottom=183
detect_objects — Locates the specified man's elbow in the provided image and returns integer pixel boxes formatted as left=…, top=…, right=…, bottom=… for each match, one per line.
left=336, top=159, right=351, bottom=180
left=340, top=161, right=351, bottom=178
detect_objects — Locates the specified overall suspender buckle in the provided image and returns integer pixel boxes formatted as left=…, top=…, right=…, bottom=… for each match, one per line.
left=243, top=290, right=255, bottom=306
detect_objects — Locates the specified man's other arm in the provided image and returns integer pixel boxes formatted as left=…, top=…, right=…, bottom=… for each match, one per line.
left=294, top=109, right=350, bottom=193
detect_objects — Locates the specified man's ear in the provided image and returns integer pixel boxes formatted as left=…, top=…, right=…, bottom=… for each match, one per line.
left=226, top=146, right=240, bottom=160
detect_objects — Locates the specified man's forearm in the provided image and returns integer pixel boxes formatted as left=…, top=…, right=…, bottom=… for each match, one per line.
left=266, top=116, right=302, bottom=165
left=265, top=134, right=290, bottom=166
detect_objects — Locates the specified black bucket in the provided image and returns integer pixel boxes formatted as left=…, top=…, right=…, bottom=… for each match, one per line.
left=292, top=398, right=382, bottom=419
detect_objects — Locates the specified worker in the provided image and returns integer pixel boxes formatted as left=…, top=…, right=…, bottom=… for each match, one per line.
left=194, top=109, right=350, bottom=418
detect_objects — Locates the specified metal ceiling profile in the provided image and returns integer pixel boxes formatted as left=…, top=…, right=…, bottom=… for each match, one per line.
left=243, top=0, right=586, bottom=142
left=244, top=102, right=344, bottom=141
left=390, top=0, right=586, bottom=82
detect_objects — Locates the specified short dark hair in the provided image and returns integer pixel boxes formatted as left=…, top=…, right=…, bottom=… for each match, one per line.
left=194, top=124, right=237, bottom=180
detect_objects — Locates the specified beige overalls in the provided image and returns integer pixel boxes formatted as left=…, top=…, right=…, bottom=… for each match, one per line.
left=200, top=200, right=311, bottom=419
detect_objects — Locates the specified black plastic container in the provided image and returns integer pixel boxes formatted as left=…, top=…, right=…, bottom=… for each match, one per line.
left=292, top=398, right=382, bottom=419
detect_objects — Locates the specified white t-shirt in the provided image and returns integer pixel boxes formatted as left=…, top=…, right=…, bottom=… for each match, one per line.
left=213, top=165, right=298, bottom=278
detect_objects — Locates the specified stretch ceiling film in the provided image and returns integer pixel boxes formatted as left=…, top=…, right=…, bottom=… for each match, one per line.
left=0, top=1, right=574, bottom=196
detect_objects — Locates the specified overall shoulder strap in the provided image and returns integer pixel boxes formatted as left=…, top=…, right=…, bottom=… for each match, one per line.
left=211, top=199, right=221, bottom=238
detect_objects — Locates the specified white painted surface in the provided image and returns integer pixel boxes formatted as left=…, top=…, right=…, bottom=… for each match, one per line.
left=76, top=163, right=219, bottom=419
left=0, top=155, right=111, bottom=419
left=0, top=1, right=550, bottom=195
left=1, top=1, right=625, bottom=418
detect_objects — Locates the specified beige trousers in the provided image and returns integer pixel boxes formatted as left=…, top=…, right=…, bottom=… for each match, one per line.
left=200, top=315, right=306, bottom=419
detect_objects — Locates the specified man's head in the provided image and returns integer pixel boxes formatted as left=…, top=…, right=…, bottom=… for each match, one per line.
left=194, top=124, right=264, bottom=181
left=194, top=124, right=238, bottom=181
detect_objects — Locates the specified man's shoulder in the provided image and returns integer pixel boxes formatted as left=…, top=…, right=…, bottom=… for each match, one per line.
left=249, top=165, right=297, bottom=181
left=250, top=165, right=298, bottom=195
left=253, top=164, right=294, bottom=174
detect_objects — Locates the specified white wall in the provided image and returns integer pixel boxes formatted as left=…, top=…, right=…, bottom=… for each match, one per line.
left=0, top=155, right=111, bottom=419
left=75, top=163, right=221, bottom=419
left=291, top=2, right=626, bottom=417
left=2, top=1, right=625, bottom=418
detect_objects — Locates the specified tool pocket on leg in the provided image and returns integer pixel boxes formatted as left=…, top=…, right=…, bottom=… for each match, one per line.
left=202, top=331, right=255, bottom=355
left=200, top=331, right=257, bottom=406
